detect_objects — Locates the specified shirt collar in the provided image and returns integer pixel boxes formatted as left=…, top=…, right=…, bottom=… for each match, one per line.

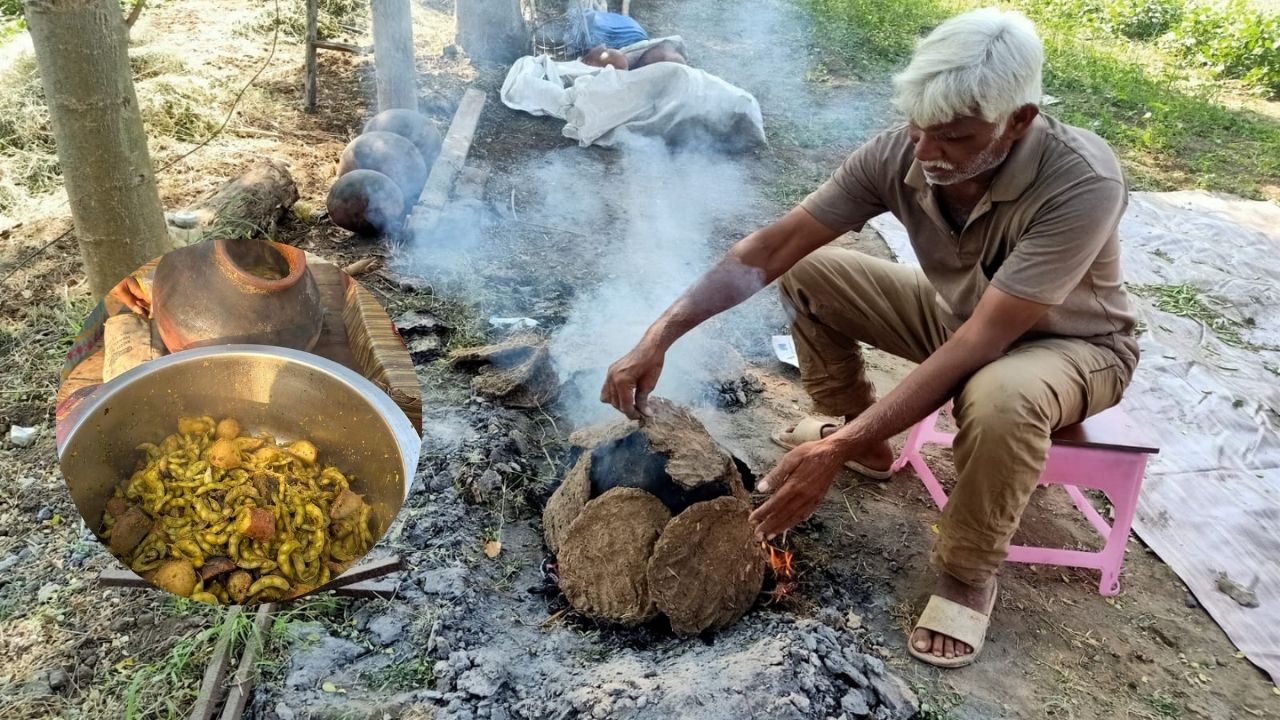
left=903, top=114, right=1049, bottom=202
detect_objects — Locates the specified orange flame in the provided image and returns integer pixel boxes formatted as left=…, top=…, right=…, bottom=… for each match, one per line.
left=762, top=542, right=797, bottom=603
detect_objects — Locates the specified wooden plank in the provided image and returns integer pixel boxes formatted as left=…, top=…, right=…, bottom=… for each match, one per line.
left=218, top=604, right=275, bottom=720
left=98, top=566, right=151, bottom=588
left=333, top=580, right=399, bottom=599
left=454, top=165, right=489, bottom=202
left=189, top=607, right=243, bottom=720
left=304, top=0, right=318, bottom=113
left=404, top=88, right=487, bottom=240
left=416, top=88, right=487, bottom=212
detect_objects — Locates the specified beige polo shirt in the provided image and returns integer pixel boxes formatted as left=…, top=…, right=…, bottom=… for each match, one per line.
left=800, top=114, right=1139, bottom=378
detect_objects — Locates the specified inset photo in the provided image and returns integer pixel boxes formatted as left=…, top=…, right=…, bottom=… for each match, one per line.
left=56, top=240, right=423, bottom=605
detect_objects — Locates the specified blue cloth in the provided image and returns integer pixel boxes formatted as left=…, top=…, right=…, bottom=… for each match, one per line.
left=587, top=11, right=648, bottom=48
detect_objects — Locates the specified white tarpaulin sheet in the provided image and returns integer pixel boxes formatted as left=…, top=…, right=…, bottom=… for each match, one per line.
left=870, top=191, right=1280, bottom=682
left=499, top=37, right=766, bottom=149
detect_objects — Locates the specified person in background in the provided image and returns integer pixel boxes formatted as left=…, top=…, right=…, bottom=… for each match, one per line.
left=580, top=38, right=688, bottom=71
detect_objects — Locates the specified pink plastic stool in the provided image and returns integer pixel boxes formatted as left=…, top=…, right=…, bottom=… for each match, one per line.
left=891, top=403, right=1159, bottom=596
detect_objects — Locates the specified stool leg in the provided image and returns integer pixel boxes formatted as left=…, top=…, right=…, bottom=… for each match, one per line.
left=1095, top=456, right=1148, bottom=596
left=891, top=407, right=943, bottom=473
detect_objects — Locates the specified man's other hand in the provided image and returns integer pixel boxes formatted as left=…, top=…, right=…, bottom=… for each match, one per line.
left=600, top=342, right=665, bottom=420
left=750, top=440, right=845, bottom=541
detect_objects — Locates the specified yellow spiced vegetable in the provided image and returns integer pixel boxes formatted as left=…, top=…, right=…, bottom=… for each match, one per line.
left=100, top=416, right=375, bottom=604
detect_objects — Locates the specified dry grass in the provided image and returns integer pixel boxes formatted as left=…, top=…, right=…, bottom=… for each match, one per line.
left=0, top=46, right=225, bottom=223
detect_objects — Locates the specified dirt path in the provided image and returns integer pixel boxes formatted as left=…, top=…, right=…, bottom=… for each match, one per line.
left=1, top=0, right=1278, bottom=718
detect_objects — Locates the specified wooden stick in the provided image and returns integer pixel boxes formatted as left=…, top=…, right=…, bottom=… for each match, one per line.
left=188, top=607, right=243, bottom=720
left=304, top=0, right=319, bottom=113
left=313, top=40, right=370, bottom=54
left=125, top=0, right=147, bottom=29
left=219, top=604, right=275, bottom=720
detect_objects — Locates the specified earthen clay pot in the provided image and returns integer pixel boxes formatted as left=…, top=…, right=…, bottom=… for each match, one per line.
left=151, top=237, right=323, bottom=353
left=337, top=131, right=428, bottom=207
left=327, top=169, right=406, bottom=236
left=362, top=109, right=443, bottom=169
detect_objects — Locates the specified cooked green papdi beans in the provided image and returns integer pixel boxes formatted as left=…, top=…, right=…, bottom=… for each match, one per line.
left=99, top=416, right=376, bottom=604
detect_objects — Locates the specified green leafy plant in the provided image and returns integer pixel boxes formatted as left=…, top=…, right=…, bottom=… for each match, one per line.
left=1168, top=0, right=1280, bottom=96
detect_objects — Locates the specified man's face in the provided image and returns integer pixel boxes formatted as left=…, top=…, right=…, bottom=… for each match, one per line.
left=907, top=115, right=1013, bottom=186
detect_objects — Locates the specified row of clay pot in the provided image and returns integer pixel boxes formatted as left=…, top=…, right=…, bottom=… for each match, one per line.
left=327, top=109, right=443, bottom=236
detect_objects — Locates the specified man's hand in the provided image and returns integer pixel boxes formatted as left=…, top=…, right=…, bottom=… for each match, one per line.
left=749, top=439, right=848, bottom=541
left=109, top=275, right=150, bottom=317
left=600, top=342, right=665, bottom=420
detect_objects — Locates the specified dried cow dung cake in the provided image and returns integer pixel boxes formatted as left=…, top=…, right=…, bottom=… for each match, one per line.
left=448, top=335, right=559, bottom=408
left=647, top=496, right=766, bottom=635
left=542, top=451, right=591, bottom=555
left=639, top=399, right=739, bottom=492
left=558, top=488, right=671, bottom=626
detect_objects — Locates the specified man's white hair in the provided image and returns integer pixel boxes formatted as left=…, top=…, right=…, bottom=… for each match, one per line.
left=892, top=8, right=1044, bottom=128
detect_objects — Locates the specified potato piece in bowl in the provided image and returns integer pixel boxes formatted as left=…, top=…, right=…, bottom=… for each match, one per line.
left=205, top=438, right=242, bottom=470
left=153, top=559, right=198, bottom=597
left=287, top=440, right=318, bottom=464
left=215, top=418, right=241, bottom=440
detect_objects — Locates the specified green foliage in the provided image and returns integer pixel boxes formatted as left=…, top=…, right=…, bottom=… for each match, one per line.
left=804, top=0, right=948, bottom=73
left=244, top=0, right=368, bottom=42
left=1103, top=0, right=1183, bottom=40
left=801, top=0, right=1280, bottom=199
left=1168, top=0, right=1280, bottom=96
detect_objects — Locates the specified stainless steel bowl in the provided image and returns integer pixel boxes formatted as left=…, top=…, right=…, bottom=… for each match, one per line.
left=58, top=345, right=421, bottom=595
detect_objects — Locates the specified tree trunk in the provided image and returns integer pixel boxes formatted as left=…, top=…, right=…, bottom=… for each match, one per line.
left=185, top=160, right=299, bottom=241
left=24, top=0, right=170, bottom=299
left=370, top=0, right=418, bottom=112
left=456, top=0, right=529, bottom=65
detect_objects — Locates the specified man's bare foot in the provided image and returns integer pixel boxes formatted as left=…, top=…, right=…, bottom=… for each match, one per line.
left=910, top=572, right=996, bottom=660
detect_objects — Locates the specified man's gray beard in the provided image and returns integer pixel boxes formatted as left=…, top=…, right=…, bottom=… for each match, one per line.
left=923, top=137, right=1012, bottom=186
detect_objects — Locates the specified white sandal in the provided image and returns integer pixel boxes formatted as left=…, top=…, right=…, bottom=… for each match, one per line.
left=770, top=417, right=893, bottom=481
left=907, top=580, right=998, bottom=668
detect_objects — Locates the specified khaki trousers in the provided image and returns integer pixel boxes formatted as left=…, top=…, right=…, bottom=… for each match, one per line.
left=778, top=247, right=1128, bottom=587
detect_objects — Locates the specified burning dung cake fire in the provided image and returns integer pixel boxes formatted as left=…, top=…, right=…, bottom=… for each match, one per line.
left=543, top=398, right=766, bottom=634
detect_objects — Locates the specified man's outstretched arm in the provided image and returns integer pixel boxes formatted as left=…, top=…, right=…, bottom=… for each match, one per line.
left=751, top=285, right=1052, bottom=539
left=602, top=207, right=841, bottom=419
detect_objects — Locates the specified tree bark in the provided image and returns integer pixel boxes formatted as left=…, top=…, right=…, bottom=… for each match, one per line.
left=370, top=0, right=418, bottom=112
left=456, top=0, right=529, bottom=66
left=303, top=0, right=318, bottom=113
left=185, top=160, right=299, bottom=241
left=24, top=0, right=170, bottom=299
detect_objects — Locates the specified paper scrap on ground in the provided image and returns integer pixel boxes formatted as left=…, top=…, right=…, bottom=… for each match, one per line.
left=772, top=335, right=799, bottom=368
left=871, top=191, right=1280, bottom=683
left=490, top=317, right=539, bottom=330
